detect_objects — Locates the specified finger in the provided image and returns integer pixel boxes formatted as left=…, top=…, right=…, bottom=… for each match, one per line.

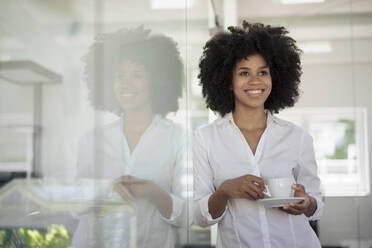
left=253, top=181, right=266, bottom=192
left=292, top=184, right=305, bottom=192
left=126, top=176, right=140, bottom=181
left=288, top=204, right=305, bottom=214
left=113, top=180, right=129, bottom=190
left=290, top=200, right=305, bottom=207
left=248, top=183, right=265, bottom=199
left=247, top=176, right=265, bottom=189
left=129, top=179, right=148, bottom=184
left=288, top=203, right=306, bottom=211
left=242, top=192, right=255, bottom=201
left=296, top=197, right=309, bottom=206
left=126, top=176, right=149, bottom=184
left=245, top=187, right=263, bottom=200
left=292, top=198, right=310, bottom=209
left=280, top=206, right=291, bottom=214
left=248, top=178, right=265, bottom=192
left=241, top=183, right=261, bottom=199
left=294, top=191, right=306, bottom=198
left=113, top=179, right=121, bottom=186
left=281, top=208, right=299, bottom=215
left=124, top=176, right=146, bottom=186
left=113, top=182, right=120, bottom=192
left=113, top=183, right=127, bottom=194
left=287, top=208, right=303, bottom=215
left=282, top=205, right=303, bottom=215
left=292, top=186, right=307, bottom=198
left=114, top=182, right=130, bottom=192
left=244, top=174, right=264, bottom=183
left=115, top=175, right=132, bottom=184
left=116, top=186, right=135, bottom=201
left=296, top=184, right=305, bottom=190
left=241, top=184, right=259, bottom=199
left=114, top=176, right=125, bottom=184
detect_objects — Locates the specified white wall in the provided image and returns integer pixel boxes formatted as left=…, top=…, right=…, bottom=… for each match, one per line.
left=298, top=62, right=372, bottom=245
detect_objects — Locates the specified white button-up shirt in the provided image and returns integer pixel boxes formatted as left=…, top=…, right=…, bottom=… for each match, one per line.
left=193, top=112, right=323, bottom=248
left=73, top=115, right=185, bottom=248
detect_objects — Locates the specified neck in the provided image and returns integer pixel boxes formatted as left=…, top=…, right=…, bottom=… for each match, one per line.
left=232, top=106, right=267, bottom=131
left=123, top=105, right=155, bottom=133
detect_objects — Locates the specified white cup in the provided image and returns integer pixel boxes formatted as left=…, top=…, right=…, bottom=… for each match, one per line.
left=266, top=177, right=294, bottom=198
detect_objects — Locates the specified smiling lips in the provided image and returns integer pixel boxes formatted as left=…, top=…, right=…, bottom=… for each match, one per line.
left=244, top=89, right=265, bottom=96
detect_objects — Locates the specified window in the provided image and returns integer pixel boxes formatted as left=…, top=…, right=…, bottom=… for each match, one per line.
left=278, top=107, right=370, bottom=197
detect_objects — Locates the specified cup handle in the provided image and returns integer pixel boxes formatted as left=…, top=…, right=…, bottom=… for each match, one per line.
left=290, top=175, right=296, bottom=197
left=263, top=185, right=271, bottom=198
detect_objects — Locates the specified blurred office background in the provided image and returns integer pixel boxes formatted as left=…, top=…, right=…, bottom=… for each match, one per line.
left=0, top=0, right=372, bottom=247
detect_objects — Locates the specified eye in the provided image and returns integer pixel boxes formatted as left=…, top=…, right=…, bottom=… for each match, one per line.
left=259, top=70, right=269, bottom=76
left=239, top=71, right=249, bottom=76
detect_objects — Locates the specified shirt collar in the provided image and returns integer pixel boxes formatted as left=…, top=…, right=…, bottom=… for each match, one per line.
left=269, top=112, right=291, bottom=126
left=119, top=113, right=162, bottom=129
left=216, top=110, right=289, bottom=127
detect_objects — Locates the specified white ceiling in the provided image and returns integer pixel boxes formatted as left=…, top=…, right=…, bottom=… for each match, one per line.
left=238, top=0, right=372, bottom=18
left=0, top=0, right=371, bottom=67
left=2, top=0, right=371, bottom=24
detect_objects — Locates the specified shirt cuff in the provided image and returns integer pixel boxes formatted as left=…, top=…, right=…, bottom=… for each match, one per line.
left=160, top=193, right=185, bottom=226
left=194, top=193, right=227, bottom=227
left=307, top=194, right=324, bottom=221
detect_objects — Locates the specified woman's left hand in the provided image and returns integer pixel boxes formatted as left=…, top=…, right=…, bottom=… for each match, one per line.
left=114, top=175, right=156, bottom=200
left=114, top=175, right=173, bottom=218
left=281, top=184, right=316, bottom=216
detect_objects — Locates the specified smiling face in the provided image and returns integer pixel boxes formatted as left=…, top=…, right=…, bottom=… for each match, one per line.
left=232, top=54, right=272, bottom=112
left=114, top=60, right=151, bottom=111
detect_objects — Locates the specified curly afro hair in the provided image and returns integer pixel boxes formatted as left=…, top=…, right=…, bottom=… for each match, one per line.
left=82, top=26, right=184, bottom=116
left=198, top=21, right=302, bottom=116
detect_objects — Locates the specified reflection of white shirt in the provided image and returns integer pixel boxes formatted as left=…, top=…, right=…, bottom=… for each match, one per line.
left=193, top=112, right=323, bottom=248
left=74, top=115, right=185, bottom=248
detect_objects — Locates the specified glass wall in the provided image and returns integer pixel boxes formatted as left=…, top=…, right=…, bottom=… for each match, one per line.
left=0, top=0, right=198, bottom=246
left=1, top=0, right=372, bottom=247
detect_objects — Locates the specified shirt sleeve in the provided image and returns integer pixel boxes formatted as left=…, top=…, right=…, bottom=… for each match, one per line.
left=193, top=129, right=227, bottom=228
left=75, top=130, right=96, bottom=178
left=295, top=130, right=324, bottom=221
left=160, top=193, right=185, bottom=225
left=70, top=132, right=95, bottom=219
left=160, top=126, right=186, bottom=227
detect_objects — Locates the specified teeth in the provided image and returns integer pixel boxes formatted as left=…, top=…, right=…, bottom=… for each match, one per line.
left=246, top=89, right=263, bottom=94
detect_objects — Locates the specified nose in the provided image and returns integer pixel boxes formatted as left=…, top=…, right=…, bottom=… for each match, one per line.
left=116, top=76, right=133, bottom=88
left=248, top=74, right=262, bottom=84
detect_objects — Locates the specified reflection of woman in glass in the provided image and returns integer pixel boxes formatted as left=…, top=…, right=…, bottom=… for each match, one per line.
left=193, top=22, right=323, bottom=247
left=74, top=27, right=185, bottom=247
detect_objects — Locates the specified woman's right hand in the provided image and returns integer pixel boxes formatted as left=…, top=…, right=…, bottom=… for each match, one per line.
left=219, top=174, right=266, bottom=201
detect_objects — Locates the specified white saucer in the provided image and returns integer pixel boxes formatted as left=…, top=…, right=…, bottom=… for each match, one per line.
left=258, top=197, right=305, bottom=208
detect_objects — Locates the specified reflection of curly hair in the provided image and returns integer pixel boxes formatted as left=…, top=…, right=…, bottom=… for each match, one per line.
left=83, top=26, right=184, bottom=116
left=198, top=21, right=302, bottom=116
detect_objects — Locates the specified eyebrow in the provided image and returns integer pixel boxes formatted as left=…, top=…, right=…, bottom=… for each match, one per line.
left=237, top=65, right=269, bottom=70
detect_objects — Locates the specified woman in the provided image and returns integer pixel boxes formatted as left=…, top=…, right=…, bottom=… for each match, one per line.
left=193, top=21, right=323, bottom=247
left=73, top=27, right=186, bottom=248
